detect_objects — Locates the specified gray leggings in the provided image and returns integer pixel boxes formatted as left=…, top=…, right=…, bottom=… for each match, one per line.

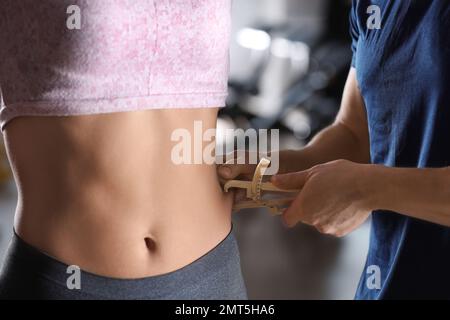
left=0, top=230, right=247, bottom=300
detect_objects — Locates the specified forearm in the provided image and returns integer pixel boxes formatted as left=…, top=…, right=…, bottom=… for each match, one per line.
left=367, top=165, right=450, bottom=227
left=279, top=122, right=370, bottom=174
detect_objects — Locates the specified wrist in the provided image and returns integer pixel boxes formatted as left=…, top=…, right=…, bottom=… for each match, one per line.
left=279, top=149, right=306, bottom=173
left=359, top=163, right=388, bottom=211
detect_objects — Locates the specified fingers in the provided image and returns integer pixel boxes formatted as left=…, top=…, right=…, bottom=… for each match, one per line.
left=275, top=170, right=310, bottom=227
left=281, top=194, right=304, bottom=228
left=218, top=163, right=256, bottom=180
left=271, top=170, right=309, bottom=190
left=217, top=150, right=257, bottom=180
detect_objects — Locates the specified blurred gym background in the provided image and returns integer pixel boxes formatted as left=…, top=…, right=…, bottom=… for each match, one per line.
left=0, top=0, right=369, bottom=299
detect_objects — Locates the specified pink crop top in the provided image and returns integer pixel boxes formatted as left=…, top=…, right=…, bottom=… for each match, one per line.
left=0, top=0, right=231, bottom=130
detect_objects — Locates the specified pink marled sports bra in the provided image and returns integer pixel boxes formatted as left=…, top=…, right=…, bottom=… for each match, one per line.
left=0, top=0, right=231, bottom=130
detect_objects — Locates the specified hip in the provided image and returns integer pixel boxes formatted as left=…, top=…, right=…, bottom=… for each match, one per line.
left=0, top=229, right=247, bottom=300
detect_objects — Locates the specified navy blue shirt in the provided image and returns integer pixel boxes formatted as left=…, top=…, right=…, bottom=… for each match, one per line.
left=350, top=0, right=450, bottom=299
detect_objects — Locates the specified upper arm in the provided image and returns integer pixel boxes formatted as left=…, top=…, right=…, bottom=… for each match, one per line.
left=333, top=2, right=370, bottom=161
left=334, top=68, right=370, bottom=162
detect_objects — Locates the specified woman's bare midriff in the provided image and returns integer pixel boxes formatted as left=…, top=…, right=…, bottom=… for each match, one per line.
left=3, top=108, right=233, bottom=278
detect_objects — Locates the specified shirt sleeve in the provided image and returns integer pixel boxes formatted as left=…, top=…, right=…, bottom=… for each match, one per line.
left=349, top=0, right=359, bottom=68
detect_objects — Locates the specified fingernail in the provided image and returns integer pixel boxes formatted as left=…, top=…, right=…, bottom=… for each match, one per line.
left=219, top=166, right=232, bottom=178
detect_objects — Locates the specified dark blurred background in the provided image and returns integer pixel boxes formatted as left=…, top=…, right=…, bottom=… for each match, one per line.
left=0, top=0, right=369, bottom=299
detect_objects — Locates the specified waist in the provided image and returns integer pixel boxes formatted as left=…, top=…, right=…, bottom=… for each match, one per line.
left=3, top=109, right=233, bottom=278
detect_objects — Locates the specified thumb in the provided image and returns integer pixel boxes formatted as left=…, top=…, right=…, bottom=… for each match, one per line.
left=271, top=170, right=309, bottom=190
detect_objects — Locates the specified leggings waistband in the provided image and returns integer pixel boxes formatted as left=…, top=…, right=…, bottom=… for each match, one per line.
left=0, top=229, right=247, bottom=300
